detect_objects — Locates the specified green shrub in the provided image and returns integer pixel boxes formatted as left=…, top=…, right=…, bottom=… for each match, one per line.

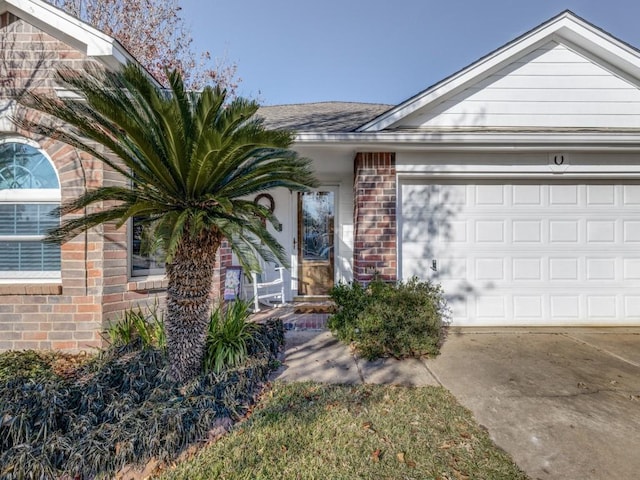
left=0, top=350, right=58, bottom=382
left=106, top=299, right=259, bottom=374
left=204, top=299, right=259, bottom=373
left=328, top=277, right=448, bottom=360
left=105, top=301, right=165, bottom=350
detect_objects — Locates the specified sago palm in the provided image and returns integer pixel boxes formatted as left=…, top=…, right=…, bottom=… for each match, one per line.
left=15, top=63, right=317, bottom=382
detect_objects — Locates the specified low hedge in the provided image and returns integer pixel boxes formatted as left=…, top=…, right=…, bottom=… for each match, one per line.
left=0, top=319, right=284, bottom=479
left=328, top=277, right=449, bottom=360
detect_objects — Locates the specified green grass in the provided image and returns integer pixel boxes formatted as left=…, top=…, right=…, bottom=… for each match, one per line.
left=158, top=382, right=529, bottom=480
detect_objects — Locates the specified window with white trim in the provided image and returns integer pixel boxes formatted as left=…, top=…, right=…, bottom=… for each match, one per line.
left=130, top=216, right=165, bottom=277
left=0, top=141, right=61, bottom=282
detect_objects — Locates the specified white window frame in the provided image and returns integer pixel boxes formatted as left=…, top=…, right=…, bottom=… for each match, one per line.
left=0, top=138, right=61, bottom=283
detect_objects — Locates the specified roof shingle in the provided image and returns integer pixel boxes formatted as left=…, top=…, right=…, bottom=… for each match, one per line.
left=257, top=102, right=392, bottom=133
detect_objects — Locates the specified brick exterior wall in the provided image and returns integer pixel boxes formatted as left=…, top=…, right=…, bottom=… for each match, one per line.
left=353, top=152, right=398, bottom=283
left=0, top=16, right=168, bottom=351
left=0, top=16, right=233, bottom=352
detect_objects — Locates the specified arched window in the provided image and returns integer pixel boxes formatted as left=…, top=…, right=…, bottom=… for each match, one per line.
left=0, top=140, right=61, bottom=281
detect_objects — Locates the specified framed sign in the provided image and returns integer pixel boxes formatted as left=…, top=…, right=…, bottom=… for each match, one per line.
left=223, top=266, right=243, bottom=301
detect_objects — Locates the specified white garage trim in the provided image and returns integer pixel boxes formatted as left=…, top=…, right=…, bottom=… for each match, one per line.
left=399, top=177, right=640, bottom=326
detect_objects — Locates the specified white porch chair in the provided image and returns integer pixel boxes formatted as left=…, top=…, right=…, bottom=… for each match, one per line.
left=245, top=263, right=286, bottom=312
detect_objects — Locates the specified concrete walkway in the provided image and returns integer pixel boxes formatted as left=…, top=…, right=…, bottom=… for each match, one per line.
left=273, top=328, right=640, bottom=480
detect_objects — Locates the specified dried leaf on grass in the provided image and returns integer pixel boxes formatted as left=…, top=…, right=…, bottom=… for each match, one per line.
left=371, top=448, right=381, bottom=462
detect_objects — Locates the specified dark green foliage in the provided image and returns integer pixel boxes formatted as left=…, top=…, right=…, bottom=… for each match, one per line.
left=0, top=350, right=58, bottom=382
left=204, top=300, right=258, bottom=373
left=0, top=319, right=284, bottom=479
left=328, top=277, right=448, bottom=360
left=105, top=302, right=165, bottom=350
left=106, top=299, right=260, bottom=373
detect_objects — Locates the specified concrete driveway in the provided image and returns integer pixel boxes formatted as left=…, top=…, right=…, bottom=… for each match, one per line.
left=276, top=328, right=640, bottom=480
left=428, top=329, right=640, bottom=480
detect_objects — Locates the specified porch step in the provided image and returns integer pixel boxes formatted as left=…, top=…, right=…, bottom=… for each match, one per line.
left=293, top=296, right=336, bottom=314
left=292, top=295, right=331, bottom=302
left=250, top=305, right=330, bottom=331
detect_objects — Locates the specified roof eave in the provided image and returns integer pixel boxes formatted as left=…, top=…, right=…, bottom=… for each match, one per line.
left=295, top=131, right=640, bottom=152
left=0, top=0, right=162, bottom=88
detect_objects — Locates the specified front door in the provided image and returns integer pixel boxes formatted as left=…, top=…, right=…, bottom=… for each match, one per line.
left=297, top=190, right=335, bottom=296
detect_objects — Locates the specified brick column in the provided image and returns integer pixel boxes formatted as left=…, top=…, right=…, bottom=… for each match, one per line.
left=353, top=152, right=397, bottom=283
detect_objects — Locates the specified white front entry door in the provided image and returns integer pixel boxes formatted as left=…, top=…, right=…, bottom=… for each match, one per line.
left=400, top=180, right=640, bottom=326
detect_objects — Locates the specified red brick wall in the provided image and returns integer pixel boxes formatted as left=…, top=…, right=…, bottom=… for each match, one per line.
left=0, top=17, right=166, bottom=351
left=0, top=16, right=241, bottom=352
left=353, top=152, right=397, bottom=283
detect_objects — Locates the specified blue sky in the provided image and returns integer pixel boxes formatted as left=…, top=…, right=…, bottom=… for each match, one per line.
left=180, top=0, right=640, bottom=106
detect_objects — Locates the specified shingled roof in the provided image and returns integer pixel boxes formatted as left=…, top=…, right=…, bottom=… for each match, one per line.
left=257, top=102, right=392, bottom=133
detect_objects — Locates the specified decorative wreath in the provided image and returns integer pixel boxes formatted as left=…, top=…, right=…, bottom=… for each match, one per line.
left=254, top=193, right=275, bottom=213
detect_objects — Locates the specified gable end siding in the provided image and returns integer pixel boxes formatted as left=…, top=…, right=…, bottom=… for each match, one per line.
left=400, top=42, right=640, bottom=130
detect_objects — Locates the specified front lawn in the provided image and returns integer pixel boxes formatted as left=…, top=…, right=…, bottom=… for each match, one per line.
left=159, top=382, right=529, bottom=480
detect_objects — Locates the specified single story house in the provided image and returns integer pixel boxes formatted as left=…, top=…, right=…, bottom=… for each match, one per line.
left=258, top=10, right=640, bottom=327
left=1, top=2, right=640, bottom=351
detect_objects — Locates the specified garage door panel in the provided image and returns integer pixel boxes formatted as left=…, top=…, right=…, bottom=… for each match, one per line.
left=402, top=183, right=467, bottom=207
left=549, top=220, right=580, bottom=243
left=586, top=258, right=616, bottom=280
left=475, top=220, right=506, bottom=243
left=588, top=296, right=617, bottom=317
left=624, top=296, right=640, bottom=316
left=587, top=185, right=615, bottom=205
left=513, top=296, right=543, bottom=319
left=400, top=180, right=640, bottom=325
left=513, top=220, right=542, bottom=242
left=550, top=184, right=579, bottom=205
left=476, top=184, right=505, bottom=205
left=623, top=221, right=640, bottom=242
left=475, top=258, right=505, bottom=280
left=623, top=185, right=640, bottom=204
left=513, top=258, right=542, bottom=280
left=550, top=295, right=580, bottom=318
left=586, top=220, right=616, bottom=242
left=623, top=259, right=640, bottom=279
left=549, top=258, right=579, bottom=280
left=476, top=296, right=506, bottom=318
left=513, top=184, right=542, bottom=205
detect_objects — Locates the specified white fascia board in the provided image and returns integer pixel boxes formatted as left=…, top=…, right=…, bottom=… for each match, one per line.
left=557, top=25, right=640, bottom=80
left=358, top=12, right=640, bottom=133
left=397, top=165, right=640, bottom=177
left=295, top=132, right=640, bottom=151
left=398, top=171, right=640, bottom=181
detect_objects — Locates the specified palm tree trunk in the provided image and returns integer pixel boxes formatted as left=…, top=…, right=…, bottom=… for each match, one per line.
left=165, top=231, right=220, bottom=383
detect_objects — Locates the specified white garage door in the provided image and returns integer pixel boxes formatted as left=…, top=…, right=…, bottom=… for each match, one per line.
left=400, top=180, right=640, bottom=326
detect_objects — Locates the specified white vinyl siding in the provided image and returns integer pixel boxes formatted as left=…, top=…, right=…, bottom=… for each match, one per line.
left=400, top=180, right=640, bottom=326
left=401, top=42, right=640, bottom=129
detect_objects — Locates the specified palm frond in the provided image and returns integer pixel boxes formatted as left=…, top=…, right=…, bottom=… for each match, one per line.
left=45, top=206, right=132, bottom=244
left=15, top=60, right=317, bottom=280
